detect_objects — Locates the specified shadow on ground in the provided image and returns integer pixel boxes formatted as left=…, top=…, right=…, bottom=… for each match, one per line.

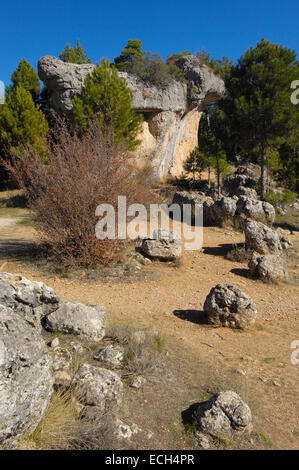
left=173, top=309, right=209, bottom=325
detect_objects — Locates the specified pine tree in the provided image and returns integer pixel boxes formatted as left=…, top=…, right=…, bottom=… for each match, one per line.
left=114, top=39, right=144, bottom=71
left=8, top=58, right=41, bottom=104
left=59, top=39, right=91, bottom=64
left=72, top=59, right=143, bottom=151
left=0, top=86, right=49, bottom=159
left=222, top=39, right=297, bottom=198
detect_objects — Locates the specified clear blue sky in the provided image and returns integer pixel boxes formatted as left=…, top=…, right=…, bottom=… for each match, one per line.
left=0, top=0, right=298, bottom=87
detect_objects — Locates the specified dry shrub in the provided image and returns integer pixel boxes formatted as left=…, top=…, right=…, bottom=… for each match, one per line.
left=4, top=118, right=155, bottom=267
left=106, top=324, right=166, bottom=376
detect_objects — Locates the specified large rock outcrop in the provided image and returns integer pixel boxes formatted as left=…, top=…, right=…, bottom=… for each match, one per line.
left=38, top=55, right=225, bottom=178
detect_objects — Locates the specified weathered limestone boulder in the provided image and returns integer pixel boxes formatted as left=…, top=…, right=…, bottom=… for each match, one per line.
left=94, top=344, right=124, bottom=369
left=45, top=301, right=106, bottom=342
left=235, top=186, right=258, bottom=199
left=0, top=304, right=54, bottom=443
left=236, top=196, right=275, bottom=225
left=140, top=229, right=182, bottom=261
left=0, top=273, right=60, bottom=331
left=196, top=391, right=252, bottom=438
left=38, top=55, right=225, bottom=178
left=244, top=219, right=282, bottom=254
left=249, top=254, right=287, bottom=282
left=208, top=196, right=238, bottom=226
left=278, top=232, right=293, bottom=250
left=203, top=284, right=258, bottom=329
left=74, top=364, right=123, bottom=412
left=172, top=191, right=214, bottom=225
left=223, top=173, right=258, bottom=197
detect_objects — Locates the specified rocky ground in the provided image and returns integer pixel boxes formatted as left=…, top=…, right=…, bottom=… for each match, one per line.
left=0, top=190, right=298, bottom=450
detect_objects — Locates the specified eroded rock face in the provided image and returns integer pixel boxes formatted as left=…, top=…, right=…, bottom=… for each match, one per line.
left=249, top=254, right=287, bottom=282
left=0, top=305, right=54, bottom=443
left=38, top=55, right=225, bottom=177
left=196, top=391, right=252, bottom=438
left=204, top=284, right=258, bottom=329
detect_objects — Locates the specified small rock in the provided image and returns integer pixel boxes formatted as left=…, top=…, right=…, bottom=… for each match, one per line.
left=130, top=376, right=147, bottom=389
left=50, top=337, right=60, bottom=349
left=94, top=344, right=124, bottom=368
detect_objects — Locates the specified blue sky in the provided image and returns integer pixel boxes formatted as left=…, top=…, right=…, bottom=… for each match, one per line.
left=0, top=0, right=298, bottom=87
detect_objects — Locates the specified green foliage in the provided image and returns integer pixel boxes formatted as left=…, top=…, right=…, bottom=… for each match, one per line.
left=0, top=86, right=49, bottom=159
left=72, top=59, right=143, bottom=151
left=184, top=147, right=207, bottom=180
left=59, top=39, right=91, bottom=64
left=220, top=38, right=298, bottom=198
left=8, top=58, right=40, bottom=104
left=114, top=39, right=144, bottom=70
left=115, top=39, right=186, bottom=86
left=264, top=187, right=297, bottom=208
left=208, top=56, right=235, bottom=80
left=166, top=51, right=192, bottom=65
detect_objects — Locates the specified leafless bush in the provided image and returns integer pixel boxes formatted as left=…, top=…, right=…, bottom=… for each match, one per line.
left=4, top=118, right=155, bottom=267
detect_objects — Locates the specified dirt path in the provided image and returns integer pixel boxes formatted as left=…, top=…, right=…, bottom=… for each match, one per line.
left=0, top=212, right=298, bottom=449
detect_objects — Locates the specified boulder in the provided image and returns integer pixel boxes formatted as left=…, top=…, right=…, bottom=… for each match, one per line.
left=38, top=55, right=225, bottom=178
left=203, top=284, right=258, bottom=329
left=74, top=364, right=123, bottom=412
left=45, top=301, right=106, bottom=342
left=223, top=174, right=258, bottom=197
left=244, top=219, right=282, bottom=254
left=196, top=391, right=252, bottom=438
left=235, top=186, right=258, bottom=199
left=207, top=197, right=238, bottom=226
left=236, top=197, right=275, bottom=225
left=249, top=254, right=287, bottom=282
left=94, top=344, right=124, bottom=369
left=172, top=191, right=214, bottom=225
left=0, top=305, right=54, bottom=443
left=140, top=229, right=182, bottom=261
left=0, top=273, right=59, bottom=331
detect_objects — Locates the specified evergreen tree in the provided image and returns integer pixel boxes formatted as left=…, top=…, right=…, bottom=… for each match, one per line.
left=72, top=59, right=143, bottom=151
left=8, top=58, right=41, bottom=104
left=0, top=86, right=49, bottom=159
left=221, top=39, right=297, bottom=198
left=114, top=39, right=144, bottom=70
left=59, top=39, right=91, bottom=64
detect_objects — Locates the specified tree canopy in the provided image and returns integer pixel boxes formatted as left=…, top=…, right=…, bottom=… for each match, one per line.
left=59, top=39, right=91, bottom=64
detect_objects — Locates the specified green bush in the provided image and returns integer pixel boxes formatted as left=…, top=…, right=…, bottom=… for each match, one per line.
left=264, top=187, right=297, bottom=208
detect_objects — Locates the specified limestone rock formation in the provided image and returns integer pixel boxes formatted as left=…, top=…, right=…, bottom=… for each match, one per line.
left=38, top=55, right=225, bottom=177
left=139, top=229, right=182, bottom=260
left=0, top=304, right=54, bottom=443
left=236, top=197, right=275, bottom=225
left=203, top=284, right=258, bottom=329
left=244, top=219, right=282, bottom=254
left=45, top=301, right=106, bottom=342
left=94, top=344, right=125, bottom=369
left=249, top=254, right=287, bottom=282
left=196, top=391, right=252, bottom=438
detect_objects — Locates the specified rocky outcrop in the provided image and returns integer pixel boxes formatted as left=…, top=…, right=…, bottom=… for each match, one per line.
left=196, top=391, right=252, bottom=438
left=38, top=55, right=225, bottom=178
left=0, top=304, right=54, bottom=443
left=223, top=166, right=258, bottom=197
left=249, top=254, right=287, bottom=282
left=203, top=284, right=258, bottom=329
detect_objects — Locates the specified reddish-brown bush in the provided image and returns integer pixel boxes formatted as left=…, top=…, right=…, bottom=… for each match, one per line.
left=5, top=119, right=155, bottom=266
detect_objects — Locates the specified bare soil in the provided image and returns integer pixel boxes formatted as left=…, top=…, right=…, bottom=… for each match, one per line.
left=0, top=193, right=298, bottom=450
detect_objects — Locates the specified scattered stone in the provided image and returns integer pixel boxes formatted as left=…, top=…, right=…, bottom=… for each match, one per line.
left=115, top=419, right=139, bottom=440
left=51, top=347, right=72, bottom=372
left=196, top=391, right=252, bottom=438
left=74, top=364, right=123, bottom=412
left=50, top=337, right=60, bottom=349
left=0, top=304, right=54, bottom=444
left=244, top=219, right=282, bottom=254
left=204, top=284, right=258, bottom=329
left=140, top=230, right=182, bottom=261
left=45, top=301, right=106, bottom=342
left=94, top=344, right=124, bottom=368
left=130, top=376, right=147, bottom=389
left=249, top=254, right=287, bottom=282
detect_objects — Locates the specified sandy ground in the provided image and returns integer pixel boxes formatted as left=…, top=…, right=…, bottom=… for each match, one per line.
left=0, top=208, right=298, bottom=449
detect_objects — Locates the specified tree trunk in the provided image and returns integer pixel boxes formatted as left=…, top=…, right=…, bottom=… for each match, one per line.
left=216, top=156, right=220, bottom=197
left=208, top=167, right=211, bottom=188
